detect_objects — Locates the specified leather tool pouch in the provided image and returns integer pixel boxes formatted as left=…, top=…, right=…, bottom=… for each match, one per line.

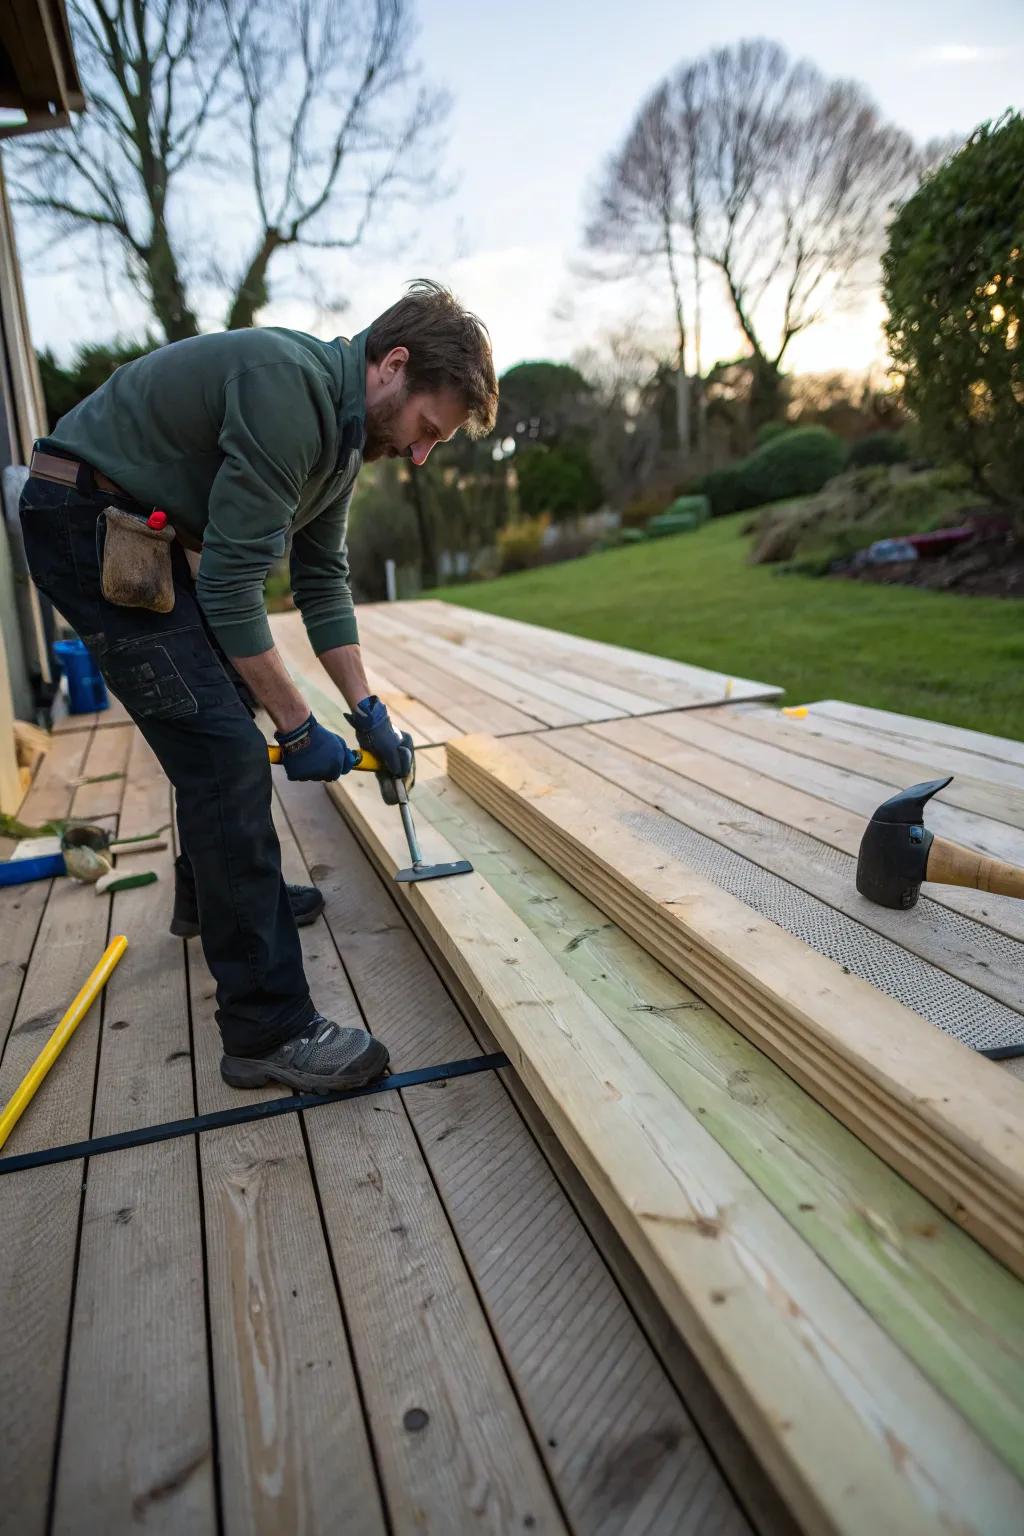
left=100, top=507, right=176, bottom=613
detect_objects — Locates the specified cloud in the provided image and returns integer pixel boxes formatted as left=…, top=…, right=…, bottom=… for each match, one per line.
left=918, top=43, right=1008, bottom=64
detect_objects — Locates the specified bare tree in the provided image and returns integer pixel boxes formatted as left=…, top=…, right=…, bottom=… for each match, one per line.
left=585, top=78, right=696, bottom=459
left=9, top=0, right=447, bottom=341
left=698, top=39, right=917, bottom=422
left=585, top=39, right=921, bottom=432
left=221, top=0, right=447, bottom=329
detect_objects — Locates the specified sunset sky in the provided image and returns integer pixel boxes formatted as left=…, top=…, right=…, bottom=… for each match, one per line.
left=18, top=0, right=1024, bottom=381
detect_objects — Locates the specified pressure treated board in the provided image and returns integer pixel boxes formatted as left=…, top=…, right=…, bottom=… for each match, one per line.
left=806, top=699, right=1024, bottom=773
left=277, top=774, right=753, bottom=1536
left=409, top=750, right=1024, bottom=1481
left=546, top=722, right=1024, bottom=1017
left=327, top=764, right=1024, bottom=1536
left=445, top=734, right=1024, bottom=1283
left=705, top=704, right=1024, bottom=830
left=404, top=599, right=783, bottom=707
left=589, top=713, right=1024, bottom=945
left=646, top=709, right=1024, bottom=870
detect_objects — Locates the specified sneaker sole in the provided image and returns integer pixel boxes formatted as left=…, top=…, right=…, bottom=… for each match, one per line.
left=220, top=1040, right=390, bottom=1093
left=171, top=891, right=326, bottom=940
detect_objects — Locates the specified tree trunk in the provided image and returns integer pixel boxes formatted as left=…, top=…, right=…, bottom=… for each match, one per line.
left=749, top=357, right=784, bottom=432
left=227, top=229, right=284, bottom=330
left=144, top=224, right=200, bottom=342
left=404, top=469, right=437, bottom=589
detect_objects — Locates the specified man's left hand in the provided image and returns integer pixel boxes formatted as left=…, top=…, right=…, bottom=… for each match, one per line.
left=344, top=695, right=412, bottom=781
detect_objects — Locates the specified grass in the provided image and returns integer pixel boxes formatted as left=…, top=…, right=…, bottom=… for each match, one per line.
left=430, top=512, right=1024, bottom=742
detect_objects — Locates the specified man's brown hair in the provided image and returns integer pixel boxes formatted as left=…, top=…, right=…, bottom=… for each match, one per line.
left=366, top=279, right=498, bottom=438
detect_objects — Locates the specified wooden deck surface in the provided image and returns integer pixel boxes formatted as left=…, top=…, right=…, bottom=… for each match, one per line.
left=10, top=606, right=1023, bottom=1532
left=0, top=715, right=786, bottom=1536
left=270, top=599, right=782, bottom=747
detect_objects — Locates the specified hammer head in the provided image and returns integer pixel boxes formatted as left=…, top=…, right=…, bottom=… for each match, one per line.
left=856, top=776, right=953, bottom=909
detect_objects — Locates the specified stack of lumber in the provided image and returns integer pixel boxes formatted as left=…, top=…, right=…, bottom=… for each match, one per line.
left=445, top=733, right=1024, bottom=1280
left=328, top=735, right=1024, bottom=1534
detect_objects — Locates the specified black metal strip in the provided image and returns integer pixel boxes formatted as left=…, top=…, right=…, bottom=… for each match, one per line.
left=0, top=1051, right=509, bottom=1176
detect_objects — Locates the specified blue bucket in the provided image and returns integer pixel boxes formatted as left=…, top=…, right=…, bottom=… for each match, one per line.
left=53, top=637, right=109, bottom=714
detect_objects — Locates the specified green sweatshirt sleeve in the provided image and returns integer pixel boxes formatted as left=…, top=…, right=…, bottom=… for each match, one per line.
left=289, top=491, right=359, bottom=654
left=196, top=362, right=323, bottom=657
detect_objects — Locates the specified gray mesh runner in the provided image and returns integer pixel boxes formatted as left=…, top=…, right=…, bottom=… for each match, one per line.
left=620, top=807, right=1024, bottom=1055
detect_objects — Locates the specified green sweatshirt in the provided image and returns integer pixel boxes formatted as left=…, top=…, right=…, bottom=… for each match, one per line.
left=48, top=326, right=367, bottom=657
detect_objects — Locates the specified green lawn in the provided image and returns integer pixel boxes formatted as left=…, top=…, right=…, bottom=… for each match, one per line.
left=430, top=513, right=1024, bottom=742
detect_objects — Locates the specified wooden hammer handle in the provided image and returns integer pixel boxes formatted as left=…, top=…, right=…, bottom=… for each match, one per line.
left=926, top=836, right=1024, bottom=899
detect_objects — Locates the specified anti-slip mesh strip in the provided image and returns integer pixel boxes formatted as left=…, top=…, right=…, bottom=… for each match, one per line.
left=620, top=808, right=1024, bottom=1056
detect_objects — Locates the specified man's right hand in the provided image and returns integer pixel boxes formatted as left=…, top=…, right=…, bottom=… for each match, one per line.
left=274, top=713, right=358, bottom=782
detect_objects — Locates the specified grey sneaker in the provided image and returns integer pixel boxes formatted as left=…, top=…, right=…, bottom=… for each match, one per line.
left=221, top=1012, right=389, bottom=1092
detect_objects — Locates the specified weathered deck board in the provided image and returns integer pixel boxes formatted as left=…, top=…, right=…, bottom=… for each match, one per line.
left=277, top=775, right=753, bottom=1534
left=0, top=725, right=129, bottom=1536
left=51, top=732, right=215, bottom=1534
left=185, top=806, right=386, bottom=1536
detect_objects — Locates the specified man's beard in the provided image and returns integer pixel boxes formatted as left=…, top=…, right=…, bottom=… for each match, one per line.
left=364, top=390, right=408, bottom=462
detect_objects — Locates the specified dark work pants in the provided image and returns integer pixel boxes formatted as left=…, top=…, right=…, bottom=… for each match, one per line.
left=19, top=472, right=316, bottom=1057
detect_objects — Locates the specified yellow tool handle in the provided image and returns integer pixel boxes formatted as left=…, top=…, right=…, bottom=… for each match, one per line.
left=0, top=934, right=128, bottom=1152
left=267, top=743, right=382, bottom=772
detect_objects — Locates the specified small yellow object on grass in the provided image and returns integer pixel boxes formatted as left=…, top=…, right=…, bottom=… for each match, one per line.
left=0, top=935, right=128, bottom=1152
left=782, top=705, right=809, bottom=719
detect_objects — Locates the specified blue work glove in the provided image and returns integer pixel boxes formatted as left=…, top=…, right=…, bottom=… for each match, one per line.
left=344, top=695, right=413, bottom=781
left=274, top=713, right=358, bottom=782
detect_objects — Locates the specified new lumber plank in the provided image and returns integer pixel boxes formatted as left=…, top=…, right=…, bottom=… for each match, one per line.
left=277, top=776, right=751, bottom=1536
left=51, top=731, right=215, bottom=1534
left=648, top=710, right=1024, bottom=869
left=411, top=751, right=1024, bottom=1480
left=707, top=706, right=1024, bottom=829
left=445, top=734, right=1024, bottom=1282
left=605, top=713, right=1024, bottom=943
left=545, top=723, right=1024, bottom=1019
left=344, top=612, right=544, bottom=736
left=0, top=728, right=128, bottom=1536
left=363, top=605, right=626, bottom=725
left=185, top=802, right=387, bottom=1536
left=807, top=699, right=1024, bottom=772
left=327, top=764, right=1024, bottom=1536
left=406, top=599, right=783, bottom=705
left=734, top=703, right=1024, bottom=798
left=360, top=606, right=586, bottom=728
left=272, top=609, right=460, bottom=747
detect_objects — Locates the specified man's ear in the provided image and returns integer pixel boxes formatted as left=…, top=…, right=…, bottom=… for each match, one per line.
left=382, top=345, right=409, bottom=384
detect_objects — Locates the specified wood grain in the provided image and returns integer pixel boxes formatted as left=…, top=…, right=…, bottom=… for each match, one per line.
left=445, top=735, right=1024, bottom=1279
left=328, top=762, right=1024, bottom=1536
left=277, top=776, right=751, bottom=1535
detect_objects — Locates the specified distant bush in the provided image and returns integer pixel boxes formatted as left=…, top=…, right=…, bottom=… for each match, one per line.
left=846, top=431, right=910, bottom=469
left=755, top=420, right=793, bottom=448
left=739, top=427, right=845, bottom=506
left=497, top=514, right=550, bottom=573
left=515, top=443, right=603, bottom=521
left=665, top=494, right=711, bottom=524
left=700, top=426, right=845, bottom=516
left=700, top=466, right=748, bottom=518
